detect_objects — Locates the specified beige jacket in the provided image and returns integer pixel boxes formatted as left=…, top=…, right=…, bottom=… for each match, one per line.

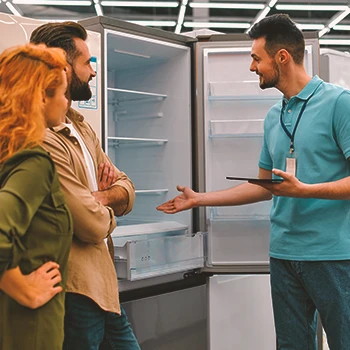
left=43, top=108, right=135, bottom=314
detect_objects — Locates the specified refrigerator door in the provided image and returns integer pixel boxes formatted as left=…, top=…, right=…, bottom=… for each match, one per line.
left=194, top=36, right=319, bottom=273
left=208, top=274, right=275, bottom=350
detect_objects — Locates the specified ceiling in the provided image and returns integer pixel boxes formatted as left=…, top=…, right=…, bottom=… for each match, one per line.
left=2, top=0, right=350, bottom=51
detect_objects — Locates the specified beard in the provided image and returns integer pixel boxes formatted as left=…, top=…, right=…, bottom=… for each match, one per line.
left=259, top=60, right=280, bottom=90
left=69, top=69, right=92, bottom=101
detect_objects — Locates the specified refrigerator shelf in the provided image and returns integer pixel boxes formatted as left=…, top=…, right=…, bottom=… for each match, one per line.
left=209, top=207, right=270, bottom=221
left=208, top=81, right=281, bottom=100
left=113, top=111, right=163, bottom=121
left=108, top=136, right=168, bottom=147
left=107, top=87, right=167, bottom=104
left=209, top=215, right=270, bottom=222
left=209, top=119, right=264, bottom=138
left=135, top=189, right=168, bottom=195
left=112, top=228, right=204, bottom=281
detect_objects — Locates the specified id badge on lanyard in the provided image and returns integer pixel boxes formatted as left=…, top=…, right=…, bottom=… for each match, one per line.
left=280, top=100, right=308, bottom=177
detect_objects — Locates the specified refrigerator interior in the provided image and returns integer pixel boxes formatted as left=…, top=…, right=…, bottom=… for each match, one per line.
left=105, top=30, right=192, bottom=229
left=102, top=28, right=204, bottom=281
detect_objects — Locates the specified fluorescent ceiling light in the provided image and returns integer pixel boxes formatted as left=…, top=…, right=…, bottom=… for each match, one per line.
left=254, top=6, right=270, bottom=24
left=319, top=39, right=350, bottom=45
left=6, top=2, right=22, bottom=16
left=183, top=22, right=250, bottom=29
left=128, top=20, right=176, bottom=26
left=190, top=2, right=264, bottom=10
left=13, top=0, right=91, bottom=4
left=175, top=24, right=181, bottom=33
left=100, top=1, right=178, bottom=7
left=268, top=0, right=278, bottom=7
left=296, top=24, right=325, bottom=30
left=178, top=4, right=186, bottom=24
left=318, top=27, right=330, bottom=37
left=328, top=8, right=350, bottom=28
left=94, top=3, right=103, bottom=15
left=333, top=24, right=350, bottom=30
left=276, top=4, right=349, bottom=11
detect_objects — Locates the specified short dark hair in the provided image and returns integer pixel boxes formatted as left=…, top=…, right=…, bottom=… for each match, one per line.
left=30, top=22, right=87, bottom=64
left=248, top=14, right=305, bottom=65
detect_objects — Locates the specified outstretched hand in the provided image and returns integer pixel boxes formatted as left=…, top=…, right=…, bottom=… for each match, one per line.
left=156, top=185, right=197, bottom=214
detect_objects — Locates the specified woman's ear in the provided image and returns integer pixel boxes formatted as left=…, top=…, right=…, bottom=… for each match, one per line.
left=42, top=91, right=47, bottom=106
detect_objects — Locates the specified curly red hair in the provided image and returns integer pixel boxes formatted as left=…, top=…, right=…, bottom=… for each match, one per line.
left=0, top=43, right=67, bottom=163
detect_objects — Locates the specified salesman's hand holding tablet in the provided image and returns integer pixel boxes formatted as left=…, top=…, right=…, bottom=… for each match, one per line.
left=226, top=176, right=284, bottom=184
left=229, top=168, right=307, bottom=198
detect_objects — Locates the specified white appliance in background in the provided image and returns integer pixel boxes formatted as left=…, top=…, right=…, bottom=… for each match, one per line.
left=0, top=13, right=101, bottom=136
left=320, top=48, right=350, bottom=89
left=79, top=17, right=320, bottom=350
left=318, top=47, right=350, bottom=350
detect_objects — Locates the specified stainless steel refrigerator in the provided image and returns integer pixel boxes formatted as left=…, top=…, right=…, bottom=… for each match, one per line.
left=78, top=17, right=320, bottom=350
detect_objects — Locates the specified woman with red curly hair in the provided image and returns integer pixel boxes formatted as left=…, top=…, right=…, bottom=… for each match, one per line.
left=0, top=44, right=72, bottom=350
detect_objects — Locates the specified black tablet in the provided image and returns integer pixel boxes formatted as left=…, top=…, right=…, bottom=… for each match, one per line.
left=226, top=176, right=283, bottom=183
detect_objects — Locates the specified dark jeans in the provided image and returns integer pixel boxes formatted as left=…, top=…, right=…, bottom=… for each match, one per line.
left=270, top=257, right=350, bottom=350
left=63, top=293, right=141, bottom=350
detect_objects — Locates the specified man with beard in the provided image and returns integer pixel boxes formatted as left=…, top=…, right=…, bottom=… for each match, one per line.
left=30, top=23, right=140, bottom=350
left=157, top=14, right=350, bottom=350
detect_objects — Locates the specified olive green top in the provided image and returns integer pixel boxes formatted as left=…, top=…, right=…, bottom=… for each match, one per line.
left=0, top=146, right=73, bottom=350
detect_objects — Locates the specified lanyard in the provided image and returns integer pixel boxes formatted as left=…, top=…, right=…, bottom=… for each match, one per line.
left=279, top=100, right=308, bottom=154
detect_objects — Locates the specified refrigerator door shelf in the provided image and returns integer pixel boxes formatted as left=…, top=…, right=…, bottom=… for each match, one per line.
left=112, top=223, right=204, bottom=280
left=206, top=218, right=270, bottom=267
left=208, top=81, right=281, bottom=100
left=209, top=119, right=264, bottom=138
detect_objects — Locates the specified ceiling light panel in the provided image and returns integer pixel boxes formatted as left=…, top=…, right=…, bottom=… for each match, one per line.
left=100, top=1, right=178, bottom=7
left=190, top=2, right=264, bottom=10
left=276, top=4, right=349, bottom=11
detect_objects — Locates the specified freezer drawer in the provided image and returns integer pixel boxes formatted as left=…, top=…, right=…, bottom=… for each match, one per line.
left=112, top=222, right=204, bottom=281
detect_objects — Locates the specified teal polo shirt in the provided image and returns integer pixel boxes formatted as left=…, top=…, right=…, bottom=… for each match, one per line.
left=259, top=76, right=350, bottom=260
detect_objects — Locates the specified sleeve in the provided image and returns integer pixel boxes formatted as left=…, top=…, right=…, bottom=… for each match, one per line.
left=87, top=122, right=135, bottom=215
left=258, top=123, right=273, bottom=171
left=43, top=131, right=116, bottom=244
left=0, top=156, right=53, bottom=279
left=332, top=91, right=350, bottom=160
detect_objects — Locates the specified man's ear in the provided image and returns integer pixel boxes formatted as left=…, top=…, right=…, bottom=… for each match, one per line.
left=277, top=49, right=290, bottom=64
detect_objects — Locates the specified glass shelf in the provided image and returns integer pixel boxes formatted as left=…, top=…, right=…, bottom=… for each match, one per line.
left=208, top=81, right=281, bottom=101
left=108, top=87, right=167, bottom=104
left=209, top=207, right=270, bottom=222
left=108, top=136, right=168, bottom=147
left=135, top=189, right=168, bottom=195
left=113, top=111, right=163, bottom=121
left=209, top=119, right=264, bottom=138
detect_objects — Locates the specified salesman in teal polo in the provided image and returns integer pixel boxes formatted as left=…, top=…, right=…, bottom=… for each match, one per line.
left=157, top=14, right=350, bottom=350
